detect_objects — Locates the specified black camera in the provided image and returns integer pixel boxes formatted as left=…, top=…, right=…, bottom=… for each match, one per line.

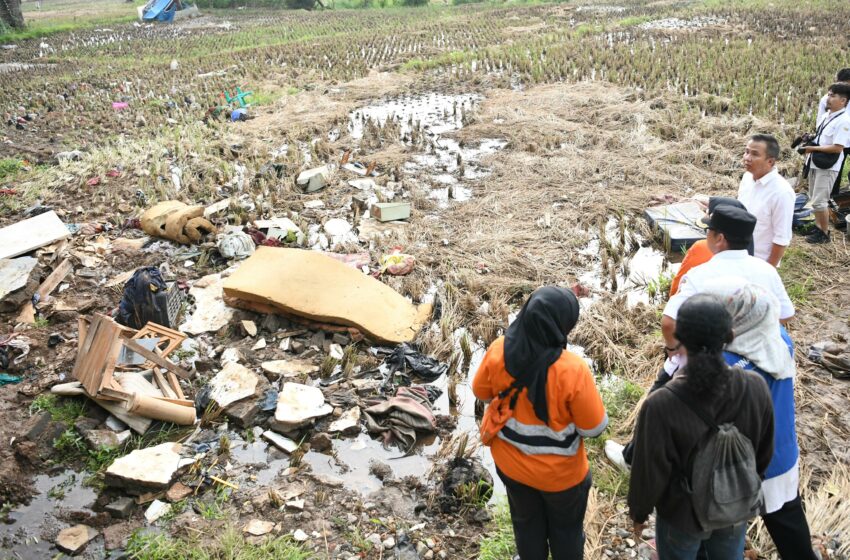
left=791, top=133, right=815, bottom=151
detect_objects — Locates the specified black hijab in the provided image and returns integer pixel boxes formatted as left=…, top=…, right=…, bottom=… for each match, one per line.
left=504, top=286, right=581, bottom=425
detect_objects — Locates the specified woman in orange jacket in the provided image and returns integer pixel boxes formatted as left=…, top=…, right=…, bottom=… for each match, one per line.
left=473, top=286, right=608, bottom=560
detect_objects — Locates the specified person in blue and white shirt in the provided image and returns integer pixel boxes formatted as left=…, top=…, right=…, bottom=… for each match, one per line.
left=705, top=280, right=819, bottom=560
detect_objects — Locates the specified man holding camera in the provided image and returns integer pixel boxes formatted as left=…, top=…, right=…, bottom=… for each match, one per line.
left=738, top=134, right=795, bottom=266
left=798, top=83, right=850, bottom=243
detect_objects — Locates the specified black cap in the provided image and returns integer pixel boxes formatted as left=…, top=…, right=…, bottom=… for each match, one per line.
left=705, top=205, right=757, bottom=239
left=698, top=197, right=748, bottom=228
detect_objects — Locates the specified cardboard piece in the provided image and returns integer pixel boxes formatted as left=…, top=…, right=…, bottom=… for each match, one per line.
left=222, top=247, right=431, bottom=344
left=16, top=258, right=73, bottom=324
left=371, top=202, right=411, bottom=222
left=0, top=211, right=71, bottom=260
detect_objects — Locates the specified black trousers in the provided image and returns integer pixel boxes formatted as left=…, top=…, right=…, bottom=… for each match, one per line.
left=762, top=495, right=818, bottom=560
left=497, top=468, right=591, bottom=560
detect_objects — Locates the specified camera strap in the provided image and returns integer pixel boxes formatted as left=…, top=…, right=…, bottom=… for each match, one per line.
left=814, top=109, right=846, bottom=144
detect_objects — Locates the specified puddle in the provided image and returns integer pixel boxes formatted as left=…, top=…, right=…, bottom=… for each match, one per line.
left=577, top=216, right=676, bottom=306
left=302, top=433, right=438, bottom=495
left=348, top=93, right=480, bottom=140
left=576, top=5, right=626, bottom=13
left=228, top=439, right=290, bottom=486
left=639, top=16, right=726, bottom=31
left=0, top=470, right=97, bottom=557
left=0, top=63, right=42, bottom=74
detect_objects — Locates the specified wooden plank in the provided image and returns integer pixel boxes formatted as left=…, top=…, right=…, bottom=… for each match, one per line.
left=151, top=396, right=194, bottom=408
left=0, top=211, right=71, bottom=260
left=166, top=371, right=185, bottom=400
left=98, top=387, right=132, bottom=402
left=151, top=367, right=178, bottom=400
left=91, top=397, right=152, bottom=434
left=122, top=339, right=192, bottom=380
left=77, top=317, right=90, bottom=353
left=16, top=258, right=74, bottom=324
left=133, top=322, right=186, bottom=358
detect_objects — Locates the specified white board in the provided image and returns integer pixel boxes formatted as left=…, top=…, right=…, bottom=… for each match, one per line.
left=0, top=211, right=71, bottom=260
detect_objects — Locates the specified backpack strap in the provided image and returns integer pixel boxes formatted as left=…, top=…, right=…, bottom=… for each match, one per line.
left=664, top=384, right=719, bottom=431
left=665, top=374, right=750, bottom=432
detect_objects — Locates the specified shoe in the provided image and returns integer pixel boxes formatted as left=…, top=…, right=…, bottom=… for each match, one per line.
left=805, top=228, right=831, bottom=244
left=604, top=440, right=630, bottom=472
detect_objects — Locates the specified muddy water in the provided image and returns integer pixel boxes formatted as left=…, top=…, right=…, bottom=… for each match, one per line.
left=348, top=92, right=507, bottom=207
left=578, top=216, right=677, bottom=306
left=348, top=93, right=480, bottom=140
left=302, top=433, right=438, bottom=494
left=0, top=469, right=97, bottom=557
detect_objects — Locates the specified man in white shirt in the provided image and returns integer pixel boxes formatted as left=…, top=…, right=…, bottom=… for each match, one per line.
left=738, top=134, right=795, bottom=266
left=661, top=205, right=795, bottom=357
left=800, top=83, right=850, bottom=243
left=817, top=68, right=850, bottom=121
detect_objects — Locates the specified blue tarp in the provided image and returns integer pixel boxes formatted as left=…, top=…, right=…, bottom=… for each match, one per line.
left=143, top=0, right=179, bottom=22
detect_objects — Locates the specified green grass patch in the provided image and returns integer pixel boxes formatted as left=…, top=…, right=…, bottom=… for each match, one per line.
left=617, top=15, right=652, bottom=27
left=479, top=500, right=517, bottom=560
left=0, top=158, right=24, bottom=181
left=777, top=247, right=814, bottom=305
left=29, top=394, right=87, bottom=424
left=402, top=49, right=473, bottom=71
left=125, top=527, right=313, bottom=559
left=247, top=89, right=284, bottom=106
left=598, top=374, right=644, bottom=423
left=0, top=14, right=139, bottom=44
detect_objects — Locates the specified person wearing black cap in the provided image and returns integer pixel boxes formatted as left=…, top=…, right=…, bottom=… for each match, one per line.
left=604, top=199, right=758, bottom=470
left=660, top=205, right=795, bottom=363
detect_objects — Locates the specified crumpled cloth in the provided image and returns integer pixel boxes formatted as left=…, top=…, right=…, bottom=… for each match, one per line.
left=216, top=229, right=255, bottom=260
left=0, top=333, right=32, bottom=366
left=364, top=386, right=436, bottom=451
left=809, top=340, right=850, bottom=379
left=375, top=343, right=448, bottom=382
left=379, top=248, right=415, bottom=276
left=140, top=200, right=216, bottom=244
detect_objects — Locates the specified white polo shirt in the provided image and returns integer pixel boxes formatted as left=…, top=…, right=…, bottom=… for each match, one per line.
left=663, top=250, right=795, bottom=320
left=809, top=109, right=850, bottom=172
left=817, top=93, right=828, bottom=122
left=737, top=168, right=795, bottom=262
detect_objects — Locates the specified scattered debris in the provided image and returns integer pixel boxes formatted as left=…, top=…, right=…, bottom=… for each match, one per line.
left=272, top=382, right=333, bottom=432
left=208, top=362, right=260, bottom=408
left=144, top=499, right=171, bottom=523
left=15, top=257, right=72, bottom=323
left=0, top=257, right=38, bottom=311
left=364, top=386, right=437, bottom=450
left=243, top=519, right=274, bottom=536
left=105, top=442, right=193, bottom=492
left=0, top=211, right=71, bottom=260
left=262, top=429, right=300, bottom=453
left=222, top=247, right=431, bottom=343
left=328, top=407, right=361, bottom=435
left=55, top=524, right=98, bottom=555
left=217, top=228, right=256, bottom=260
left=372, top=202, right=411, bottom=222
left=296, top=165, right=334, bottom=193
left=140, top=201, right=216, bottom=245
left=180, top=273, right=234, bottom=335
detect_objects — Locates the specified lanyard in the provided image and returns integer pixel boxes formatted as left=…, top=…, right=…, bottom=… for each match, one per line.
left=815, top=109, right=845, bottom=143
